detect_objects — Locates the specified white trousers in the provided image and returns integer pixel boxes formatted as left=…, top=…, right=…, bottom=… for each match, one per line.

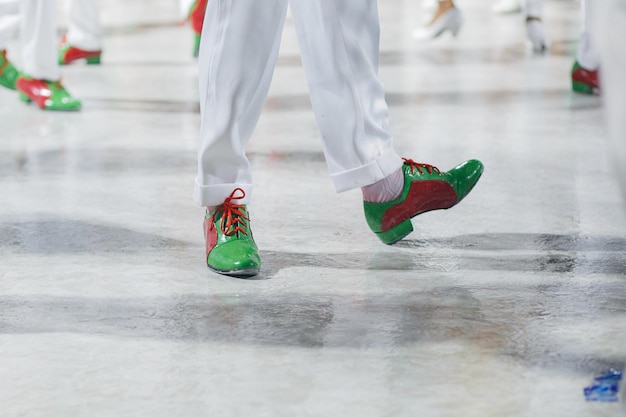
left=64, top=0, right=102, bottom=51
left=0, top=0, right=20, bottom=49
left=591, top=0, right=626, bottom=202
left=0, top=0, right=59, bottom=80
left=577, top=0, right=599, bottom=70
left=193, top=0, right=402, bottom=206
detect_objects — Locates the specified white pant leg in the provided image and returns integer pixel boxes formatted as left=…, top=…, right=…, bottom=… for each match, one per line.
left=577, top=0, right=599, bottom=70
left=193, top=0, right=289, bottom=207
left=65, top=0, right=102, bottom=51
left=20, top=0, right=59, bottom=80
left=591, top=0, right=626, bottom=202
left=0, top=0, right=20, bottom=50
left=288, top=0, right=401, bottom=192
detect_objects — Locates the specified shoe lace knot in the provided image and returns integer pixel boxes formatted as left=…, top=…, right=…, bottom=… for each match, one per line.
left=216, top=188, right=249, bottom=236
left=402, top=158, right=441, bottom=175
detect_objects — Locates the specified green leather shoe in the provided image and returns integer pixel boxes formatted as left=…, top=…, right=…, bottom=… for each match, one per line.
left=16, top=75, right=81, bottom=111
left=364, top=158, right=484, bottom=244
left=0, top=50, right=20, bottom=90
left=204, top=188, right=260, bottom=277
left=58, top=38, right=102, bottom=65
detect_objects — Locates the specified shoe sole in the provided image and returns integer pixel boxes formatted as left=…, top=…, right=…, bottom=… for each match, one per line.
left=208, top=265, right=259, bottom=278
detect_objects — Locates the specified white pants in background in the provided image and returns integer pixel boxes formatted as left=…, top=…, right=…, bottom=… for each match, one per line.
left=64, top=0, right=102, bottom=51
left=0, top=0, right=59, bottom=80
left=193, top=0, right=402, bottom=206
left=592, top=0, right=626, bottom=202
left=578, top=0, right=599, bottom=70
left=0, top=0, right=20, bottom=50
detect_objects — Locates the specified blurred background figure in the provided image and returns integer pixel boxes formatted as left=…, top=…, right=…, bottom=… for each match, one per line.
left=179, top=0, right=208, bottom=57
left=414, top=0, right=548, bottom=53
left=58, top=0, right=103, bottom=65
left=592, top=0, right=626, bottom=200
left=571, top=0, right=599, bottom=94
left=0, top=0, right=21, bottom=90
left=413, top=0, right=463, bottom=40
left=0, top=0, right=81, bottom=110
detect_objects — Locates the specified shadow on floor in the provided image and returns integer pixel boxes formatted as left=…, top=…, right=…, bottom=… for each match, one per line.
left=1, top=219, right=624, bottom=275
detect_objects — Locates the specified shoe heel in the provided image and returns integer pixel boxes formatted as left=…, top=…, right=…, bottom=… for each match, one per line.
left=572, top=80, right=594, bottom=94
left=86, top=55, right=101, bottom=65
left=376, top=219, right=413, bottom=245
left=19, top=92, right=32, bottom=103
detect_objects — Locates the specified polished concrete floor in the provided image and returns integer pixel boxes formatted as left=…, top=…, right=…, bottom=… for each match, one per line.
left=1, top=0, right=625, bottom=416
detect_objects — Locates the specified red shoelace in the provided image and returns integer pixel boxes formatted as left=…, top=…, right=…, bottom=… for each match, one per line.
left=402, top=158, right=441, bottom=175
left=216, top=188, right=249, bottom=236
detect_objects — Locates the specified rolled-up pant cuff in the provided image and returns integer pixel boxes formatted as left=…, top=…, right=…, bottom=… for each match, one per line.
left=192, top=180, right=253, bottom=207
left=330, top=150, right=403, bottom=193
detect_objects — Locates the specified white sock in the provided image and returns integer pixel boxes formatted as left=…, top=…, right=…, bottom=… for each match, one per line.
left=361, top=169, right=404, bottom=203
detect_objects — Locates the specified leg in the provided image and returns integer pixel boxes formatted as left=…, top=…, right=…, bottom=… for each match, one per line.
left=17, top=0, right=81, bottom=110
left=576, top=0, right=600, bottom=71
left=571, top=0, right=600, bottom=94
left=194, top=0, right=288, bottom=207
left=289, top=0, right=402, bottom=192
left=289, top=0, right=483, bottom=243
left=58, top=0, right=103, bottom=65
left=20, top=0, right=59, bottom=81
left=522, top=0, right=548, bottom=53
left=0, top=0, right=21, bottom=90
left=591, top=0, right=626, bottom=202
left=194, top=0, right=288, bottom=276
left=0, top=0, right=20, bottom=49
left=65, top=0, right=102, bottom=51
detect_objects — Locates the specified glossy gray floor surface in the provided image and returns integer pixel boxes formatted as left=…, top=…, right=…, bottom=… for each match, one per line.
left=1, top=1, right=625, bottom=416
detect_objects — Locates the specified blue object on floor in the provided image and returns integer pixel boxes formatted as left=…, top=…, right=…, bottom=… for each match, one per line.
left=584, top=369, right=622, bottom=402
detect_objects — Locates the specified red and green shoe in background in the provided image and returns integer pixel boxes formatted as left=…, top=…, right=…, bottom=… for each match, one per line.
left=204, top=188, right=260, bottom=277
left=364, top=158, right=484, bottom=244
left=16, top=75, right=82, bottom=111
left=58, top=35, right=102, bottom=65
left=189, top=0, right=208, bottom=57
left=0, top=49, right=20, bottom=90
left=571, top=60, right=599, bottom=94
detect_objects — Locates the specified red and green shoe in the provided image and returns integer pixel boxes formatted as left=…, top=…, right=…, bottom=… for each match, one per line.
left=364, top=158, right=484, bottom=244
left=571, top=60, right=599, bottom=94
left=58, top=37, right=102, bottom=66
left=0, top=49, right=20, bottom=90
left=204, top=188, right=260, bottom=277
left=16, top=76, right=82, bottom=111
left=189, top=0, right=208, bottom=57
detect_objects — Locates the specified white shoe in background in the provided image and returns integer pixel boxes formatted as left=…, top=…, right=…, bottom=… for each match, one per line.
left=492, top=0, right=522, bottom=15
left=413, top=8, right=463, bottom=40
left=526, top=19, right=549, bottom=53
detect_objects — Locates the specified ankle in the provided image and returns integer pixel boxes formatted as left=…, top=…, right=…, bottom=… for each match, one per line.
left=362, top=169, right=404, bottom=203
